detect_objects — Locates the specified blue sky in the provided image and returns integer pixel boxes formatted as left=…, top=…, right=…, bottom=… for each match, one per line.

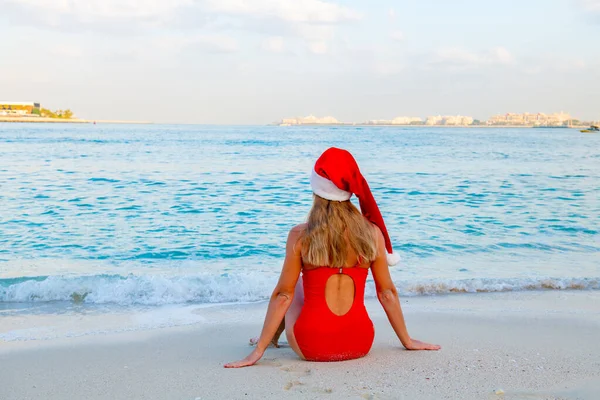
left=1, top=0, right=598, bottom=123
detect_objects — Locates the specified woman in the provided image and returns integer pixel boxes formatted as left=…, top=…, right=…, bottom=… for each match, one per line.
left=225, top=148, right=439, bottom=368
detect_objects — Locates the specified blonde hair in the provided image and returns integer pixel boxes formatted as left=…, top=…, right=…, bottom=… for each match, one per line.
left=300, top=195, right=378, bottom=267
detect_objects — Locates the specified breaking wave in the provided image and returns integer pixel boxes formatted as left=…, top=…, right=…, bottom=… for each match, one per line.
left=1, top=274, right=598, bottom=306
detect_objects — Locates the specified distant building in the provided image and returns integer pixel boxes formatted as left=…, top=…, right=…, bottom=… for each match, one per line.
left=364, top=117, right=422, bottom=125
left=0, top=102, right=41, bottom=116
left=426, top=115, right=473, bottom=125
left=391, top=116, right=422, bottom=125
left=366, top=119, right=392, bottom=125
left=280, top=115, right=339, bottom=125
left=488, top=112, right=572, bottom=126
left=425, top=116, right=443, bottom=125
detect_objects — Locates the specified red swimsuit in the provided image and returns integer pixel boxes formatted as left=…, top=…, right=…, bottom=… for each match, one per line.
left=293, top=266, right=375, bottom=362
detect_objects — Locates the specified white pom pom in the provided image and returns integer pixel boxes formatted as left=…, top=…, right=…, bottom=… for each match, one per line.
left=386, top=252, right=401, bottom=266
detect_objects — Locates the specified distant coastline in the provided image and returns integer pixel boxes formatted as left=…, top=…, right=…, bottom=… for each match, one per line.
left=0, top=116, right=87, bottom=123
left=273, top=123, right=580, bottom=129
left=276, top=113, right=598, bottom=128
left=1, top=102, right=152, bottom=124
left=0, top=116, right=152, bottom=124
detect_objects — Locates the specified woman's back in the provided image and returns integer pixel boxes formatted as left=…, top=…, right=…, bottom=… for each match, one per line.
left=302, top=243, right=372, bottom=317
left=294, top=240, right=375, bottom=361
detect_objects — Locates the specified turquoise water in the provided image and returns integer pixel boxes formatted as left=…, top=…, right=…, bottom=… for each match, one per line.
left=0, top=124, right=599, bottom=306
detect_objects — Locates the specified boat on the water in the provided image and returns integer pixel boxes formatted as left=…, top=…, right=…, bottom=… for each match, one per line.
left=580, top=125, right=599, bottom=133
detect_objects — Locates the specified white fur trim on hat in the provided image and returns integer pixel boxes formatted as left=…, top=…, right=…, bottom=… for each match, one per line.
left=386, top=252, right=401, bottom=266
left=310, top=169, right=352, bottom=202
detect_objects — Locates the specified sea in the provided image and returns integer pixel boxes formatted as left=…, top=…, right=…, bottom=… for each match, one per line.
left=1, top=123, right=599, bottom=340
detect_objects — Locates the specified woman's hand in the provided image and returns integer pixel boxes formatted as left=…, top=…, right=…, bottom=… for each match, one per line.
left=404, top=339, right=441, bottom=351
left=224, top=348, right=264, bottom=368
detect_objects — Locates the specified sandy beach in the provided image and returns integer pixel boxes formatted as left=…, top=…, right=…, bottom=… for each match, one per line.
left=1, top=290, right=599, bottom=400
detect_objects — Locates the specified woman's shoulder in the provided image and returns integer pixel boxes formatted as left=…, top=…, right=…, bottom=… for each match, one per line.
left=287, top=224, right=307, bottom=254
left=290, top=223, right=307, bottom=233
left=367, top=221, right=384, bottom=238
left=367, top=222, right=386, bottom=251
left=289, top=223, right=307, bottom=239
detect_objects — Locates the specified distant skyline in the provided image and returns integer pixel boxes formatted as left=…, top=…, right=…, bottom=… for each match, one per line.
left=1, top=0, right=599, bottom=124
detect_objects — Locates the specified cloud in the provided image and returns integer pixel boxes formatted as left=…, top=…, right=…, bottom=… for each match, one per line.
left=572, top=59, right=588, bottom=69
left=204, top=0, right=361, bottom=23
left=5, top=0, right=191, bottom=19
left=193, top=35, right=238, bottom=53
left=262, top=36, right=285, bottom=53
left=2, top=0, right=361, bottom=31
left=579, top=0, right=600, bottom=11
left=522, top=58, right=588, bottom=74
left=429, top=46, right=515, bottom=70
left=294, top=24, right=335, bottom=42
left=308, top=41, right=328, bottom=55
left=523, top=66, right=543, bottom=75
left=213, top=1, right=355, bottom=53
left=390, top=30, right=404, bottom=42
left=492, top=47, right=514, bottom=64
left=373, top=61, right=404, bottom=75
left=48, top=44, right=85, bottom=58
left=389, top=8, right=396, bottom=20
left=1, top=0, right=359, bottom=57
left=2, top=0, right=193, bottom=30
left=292, top=24, right=336, bottom=55
left=578, top=0, right=600, bottom=22
left=155, top=34, right=238, bottom=54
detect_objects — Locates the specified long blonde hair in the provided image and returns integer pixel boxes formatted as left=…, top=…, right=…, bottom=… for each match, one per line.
left=300, top=195, right=378, bottom=267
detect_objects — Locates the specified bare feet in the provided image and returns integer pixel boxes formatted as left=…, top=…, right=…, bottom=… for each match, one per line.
left=248, top=318, right=286, bottom=348
left=249, top=336, right=280, bottom=348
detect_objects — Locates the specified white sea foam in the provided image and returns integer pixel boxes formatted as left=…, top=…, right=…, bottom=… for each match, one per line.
left=391, top=277, right=600, bottom=296
left=1, top=274, right=598, bottom=305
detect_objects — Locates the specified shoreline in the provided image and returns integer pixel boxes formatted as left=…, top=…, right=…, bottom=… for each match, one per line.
left=1, top=291, right=599, bottom=399
left=0, top=117, right=152, bottom=124
left=274, top=123, right=584, bottom=129
left=0, top=117, right=89, bottom=123
left=0, top=117, right=585, bottom=127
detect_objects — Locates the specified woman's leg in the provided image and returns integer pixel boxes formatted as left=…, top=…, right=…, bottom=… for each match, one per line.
left=284, top=277, right=305, bottom=359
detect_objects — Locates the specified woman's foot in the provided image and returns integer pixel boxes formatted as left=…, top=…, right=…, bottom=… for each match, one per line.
left=248, top=318, right=286, bottom=348
left=249, top=336, right=280, bottom=348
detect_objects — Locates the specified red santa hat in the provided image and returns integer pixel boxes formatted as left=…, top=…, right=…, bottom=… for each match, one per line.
left=310, top=147, right=401, bottom=266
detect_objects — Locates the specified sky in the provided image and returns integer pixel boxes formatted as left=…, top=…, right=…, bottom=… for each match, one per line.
left=1, top=0, right=599, bottom=124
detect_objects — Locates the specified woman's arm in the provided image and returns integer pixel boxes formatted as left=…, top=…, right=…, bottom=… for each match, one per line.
left=370, top=227, right=440, bottom=351
left=224, top=226, right=303, bottom=368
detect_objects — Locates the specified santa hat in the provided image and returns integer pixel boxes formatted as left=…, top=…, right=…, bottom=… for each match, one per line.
left=310, top=147, right=401, bottom=266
